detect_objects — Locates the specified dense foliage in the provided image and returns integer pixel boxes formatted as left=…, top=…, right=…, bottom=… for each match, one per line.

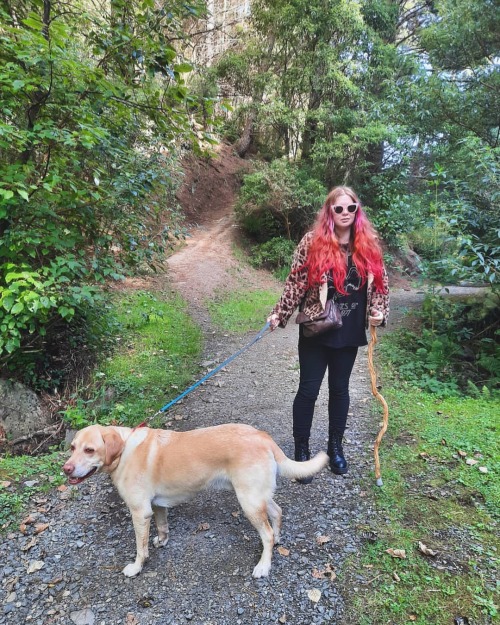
left=0, top=0, right=213, bottom=383
left=381, top=292, right=500, bottom=397
left=214, top=0, right=499, bottom=287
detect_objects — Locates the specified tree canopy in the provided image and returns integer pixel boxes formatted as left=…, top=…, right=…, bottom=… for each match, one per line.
left=213, top=0, right=499, bottom=284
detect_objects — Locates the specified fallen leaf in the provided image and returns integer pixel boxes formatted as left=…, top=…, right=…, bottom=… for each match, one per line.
left=478, top=466, right=488, bottom=474
left=316, top=535, right=331, bottom=545
left=36, top=506, right=51, bottom=514
left=125, top=614, right=139, bottom=625
left=277, top=546, right=290, bottom=557
left=57, top=485, right=67, bottom=492
left=466, top=458, right=478, bottom=466
left=35, top=523, right=49, bottom=534
left=457, top=450, right=467, bottom=458
left=307, top=589, right=321, bottom=603
left=27, top=560, right=45, bottom=573
left=441, top=439, right=447, bottom=446
left=409, top=615, right=417, bottom=621
left=20, top=514, right=37, bottom=526
left=312, top=563, right=336, bottom=580
left=0, top=481, right=11, bottom=488
left=393, top=571, right=401, bottom=582
left=21, top=537, right=38, bottom=551
left=386, top=548, right=406, bottom=559
left=418, top=541, right=437, bottom=557
left=231, top=511, right=240, bottom=518
left=197, top=522, right=210, bottom=532
left=279, top=615, right=286, bottom=624
left=137, top=595, right=154, bottom=608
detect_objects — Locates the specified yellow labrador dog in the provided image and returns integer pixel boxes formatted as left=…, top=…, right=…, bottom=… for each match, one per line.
left=63, top=423, right=328, bottom=578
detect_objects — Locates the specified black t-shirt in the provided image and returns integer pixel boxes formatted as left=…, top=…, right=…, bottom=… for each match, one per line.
left=300, top=255, right=368, bottom=348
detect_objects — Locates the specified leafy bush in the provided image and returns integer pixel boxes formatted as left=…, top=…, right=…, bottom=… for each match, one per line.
left=2, top=297, right=117, bottom=392
left=250, top=237, right=296, bottom=275
left=235, top=160, right=327, bottom=242
left=381, top=292, right=500, bottom=396
left=0, top=1, right=209, bottom=382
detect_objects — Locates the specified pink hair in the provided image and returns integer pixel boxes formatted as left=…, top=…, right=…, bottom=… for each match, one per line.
left=304, top=186, right=386, bottom=294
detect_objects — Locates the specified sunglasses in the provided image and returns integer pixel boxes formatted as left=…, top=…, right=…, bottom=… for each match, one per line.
left=332, top=204, right=358, bottom=214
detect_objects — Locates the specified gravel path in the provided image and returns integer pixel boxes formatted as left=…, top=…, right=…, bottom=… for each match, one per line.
left=1, top=300, right=417, bottom=625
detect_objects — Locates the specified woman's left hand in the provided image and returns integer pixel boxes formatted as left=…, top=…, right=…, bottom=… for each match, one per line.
left=369, top=309, right=384, bottom=327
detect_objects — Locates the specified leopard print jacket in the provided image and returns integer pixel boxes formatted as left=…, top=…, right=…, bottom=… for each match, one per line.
left=271, top=232, right=390, bottom=328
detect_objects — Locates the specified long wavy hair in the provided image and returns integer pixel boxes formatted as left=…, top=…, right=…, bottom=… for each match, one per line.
left=304, top=186, right=386, bottom=294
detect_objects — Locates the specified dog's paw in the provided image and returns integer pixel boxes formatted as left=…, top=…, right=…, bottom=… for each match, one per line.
left=252, top=562, right=271, bottom=578
left=153, top=536, right=169, bottom=548
left=122, top=562, right=143, bottom=577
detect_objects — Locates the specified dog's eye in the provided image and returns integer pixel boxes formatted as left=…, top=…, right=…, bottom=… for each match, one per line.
left=70, top=445, right=75, bottom=451
left=84, top=448, right=95, bottom=454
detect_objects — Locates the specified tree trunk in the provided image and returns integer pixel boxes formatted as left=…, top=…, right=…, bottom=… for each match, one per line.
left=235, top=108, right=257, bottom=157
left=300, top=90, right=321, bottom=161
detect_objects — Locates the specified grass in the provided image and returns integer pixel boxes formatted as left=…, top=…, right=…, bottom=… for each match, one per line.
left=341, top=382, right=499, bottom=624
left=83, top=290, right=204, bottom=426
left=207, top=288, right=281, bottom=333
left=0, top=289, right=204, bottom=527
left=0, top=450, right=66, bottom=528
left=1, top=279, right=498, bottom=623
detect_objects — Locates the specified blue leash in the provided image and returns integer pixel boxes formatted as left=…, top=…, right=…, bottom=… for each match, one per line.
left=156, top=322, right=271, bottom=416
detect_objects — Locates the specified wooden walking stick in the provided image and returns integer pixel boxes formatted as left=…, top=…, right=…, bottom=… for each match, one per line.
left=367, top=325, right=389, bottom=486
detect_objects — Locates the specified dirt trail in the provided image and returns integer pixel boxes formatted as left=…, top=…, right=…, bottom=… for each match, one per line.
left=167, top=143, right=278, bottom=315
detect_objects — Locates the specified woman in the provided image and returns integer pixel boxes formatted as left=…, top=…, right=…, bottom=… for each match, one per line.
left=267, top=186, right=389, bottom=479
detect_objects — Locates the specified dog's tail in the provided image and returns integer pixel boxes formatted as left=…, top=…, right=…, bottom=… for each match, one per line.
left=276, top=450, right=329, bottom=481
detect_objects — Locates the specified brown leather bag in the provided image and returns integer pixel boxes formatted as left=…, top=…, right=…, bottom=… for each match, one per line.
left=296, top=298, right=343, bottom=337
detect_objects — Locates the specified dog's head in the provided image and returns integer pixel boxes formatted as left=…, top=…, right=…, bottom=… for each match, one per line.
left=62, top=425, right=125, bottom=484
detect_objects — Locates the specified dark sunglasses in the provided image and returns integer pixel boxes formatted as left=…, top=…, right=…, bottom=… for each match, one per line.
left=332, top=204, right=358, bottom=214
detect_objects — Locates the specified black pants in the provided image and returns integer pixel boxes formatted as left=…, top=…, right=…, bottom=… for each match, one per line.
left=293, top=341, right=358, bottom=441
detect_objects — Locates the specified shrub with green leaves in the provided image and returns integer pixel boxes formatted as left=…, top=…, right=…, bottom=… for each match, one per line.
left=250, top=237, right=296, bottom=275
left=235, top=160, right=326, bottom=242
left=381, top=292, right=499, bottom=396
left=0, top=0, right=212, bottom=383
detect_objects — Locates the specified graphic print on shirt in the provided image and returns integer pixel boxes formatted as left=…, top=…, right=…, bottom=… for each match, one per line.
left=345, top=263, right=362, bottom=292
left=339, top=263, right=362, bottom=317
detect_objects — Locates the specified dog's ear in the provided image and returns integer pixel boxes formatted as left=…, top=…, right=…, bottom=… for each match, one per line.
left=102, top=429, right=125, bottom=466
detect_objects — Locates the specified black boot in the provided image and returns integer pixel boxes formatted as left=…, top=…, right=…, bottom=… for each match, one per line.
left=328, top=432, right=348, bottom=475
left=294, top=438, right=313, bottom=484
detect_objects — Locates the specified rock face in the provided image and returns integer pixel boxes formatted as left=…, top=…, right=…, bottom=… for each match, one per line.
left=0, top=379, right=52, bottom=442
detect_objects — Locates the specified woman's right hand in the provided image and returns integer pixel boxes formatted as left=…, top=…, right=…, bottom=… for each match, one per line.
left=369, top=309, right=384, bottom=327
left=267, top=313, right=280, bottom=331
